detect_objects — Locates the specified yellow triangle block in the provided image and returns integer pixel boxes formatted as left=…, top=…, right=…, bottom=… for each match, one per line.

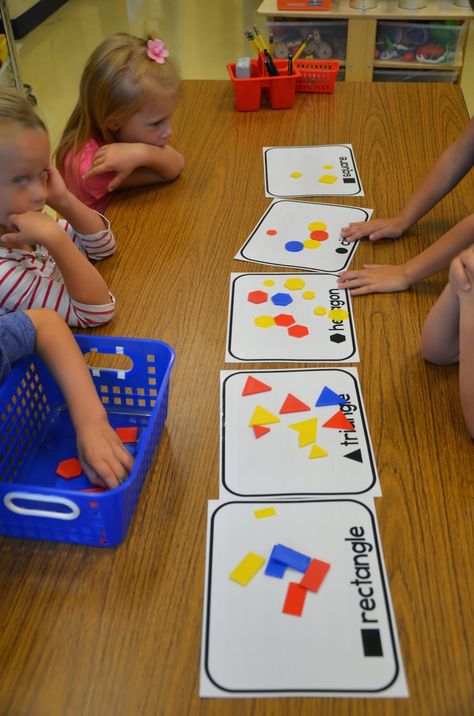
left=249, top=405, right=280, bottom=427
left=288, top=417, right=317, bottom=447
left=309, top=443, right=328, bottom=459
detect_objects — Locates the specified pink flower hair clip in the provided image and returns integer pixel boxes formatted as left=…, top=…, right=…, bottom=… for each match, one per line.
left=147, top=38, right=169, bottom=64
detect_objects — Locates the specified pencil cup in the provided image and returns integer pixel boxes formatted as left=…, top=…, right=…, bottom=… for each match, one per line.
left=227, top=55, right=297, bottom=111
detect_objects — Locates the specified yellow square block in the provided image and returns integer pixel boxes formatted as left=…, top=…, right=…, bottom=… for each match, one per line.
left=318, top=174, right=338, bottom=185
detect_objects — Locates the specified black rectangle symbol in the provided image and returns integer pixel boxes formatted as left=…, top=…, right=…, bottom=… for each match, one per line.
left=343, top=177, right=356, bottom=183
left=361, top=628, right=383, bottom=657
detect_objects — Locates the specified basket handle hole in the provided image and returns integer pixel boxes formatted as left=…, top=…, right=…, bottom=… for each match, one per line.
left=83, top=352, right=134, bottom=372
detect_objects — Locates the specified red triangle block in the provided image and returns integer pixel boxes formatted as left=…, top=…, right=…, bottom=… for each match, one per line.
left=253, top=424, right=271, bottom=439
left=242, top=376, right=272, bottom=396
left=322, top=410, right=354, bottom=431
left=279, top=393, right=311, bottom=414
left=115, top=426, right=138, bottom=443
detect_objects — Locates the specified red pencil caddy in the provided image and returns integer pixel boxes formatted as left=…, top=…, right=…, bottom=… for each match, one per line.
left=227, top=53, right=297, bottom=111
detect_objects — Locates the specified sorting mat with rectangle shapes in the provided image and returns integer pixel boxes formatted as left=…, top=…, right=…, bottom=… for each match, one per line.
left=236, top=199, right=372, bottom=273
left=264, top=145, right=364, bottom=198
left=225, top=272, right=359, bottom=363
left=220, top=368, right=380, bottom=499
left=200, top=499, right=408, bottom=698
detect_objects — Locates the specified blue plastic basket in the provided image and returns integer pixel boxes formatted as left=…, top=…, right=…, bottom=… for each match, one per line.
left=0, top=335, right=174, bottom=547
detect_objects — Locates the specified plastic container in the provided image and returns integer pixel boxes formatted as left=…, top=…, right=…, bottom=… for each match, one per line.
left=375, top=21, right=466, bottom=66
left=372, top=68, right=458, bottom=83
left=227, top=54, right=298, bottom=111
left=0, top=335, right=175, bottom=547
left=266, top=20, right=347, bottom=62
left=294, top=59, right=339, bottom=92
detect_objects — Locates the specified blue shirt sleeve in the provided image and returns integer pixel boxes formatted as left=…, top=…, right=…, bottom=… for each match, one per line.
left=0, top=312, right=36, bottom=383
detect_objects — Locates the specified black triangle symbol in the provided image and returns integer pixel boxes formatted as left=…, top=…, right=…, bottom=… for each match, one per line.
left=344, top=449, right=363, bottom=463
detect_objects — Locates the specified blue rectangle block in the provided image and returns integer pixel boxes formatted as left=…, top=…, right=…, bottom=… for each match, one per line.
left=264, top=557, right=287, bottom=578
left=271, top=544, right=311, bottom=573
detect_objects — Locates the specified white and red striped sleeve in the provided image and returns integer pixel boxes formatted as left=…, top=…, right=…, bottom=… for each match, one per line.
left=60, top=213, right=116, bottom=260
left=0, top=254, right=115, bottom=327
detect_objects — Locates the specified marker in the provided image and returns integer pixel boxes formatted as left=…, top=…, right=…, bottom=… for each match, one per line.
left=293, top=33, right=313, bottom=61
left=288, top=53, right=293, bottom=75
left=264, top=48, right=279, bottom=76
left=269, top=32, right=274, bottom=58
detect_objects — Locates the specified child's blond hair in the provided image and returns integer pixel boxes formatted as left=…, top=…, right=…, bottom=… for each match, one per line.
left=55, top=33, right=180, bottom=174
left=0, top=87, right=46, bottom=139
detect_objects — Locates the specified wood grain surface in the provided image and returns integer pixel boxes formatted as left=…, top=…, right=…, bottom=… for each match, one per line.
left=0, top=82, right=472, bottom=716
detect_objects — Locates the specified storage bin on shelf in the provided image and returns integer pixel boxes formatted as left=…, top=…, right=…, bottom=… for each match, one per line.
left=373, top=68, right=458, bottom=83
left=375, top=21, right=466, bottom=66
left=0, top=334, right=175, bottom=547
left=227, top=53, right=298, bottom=111
left=265, top=19, right=347, bottom=61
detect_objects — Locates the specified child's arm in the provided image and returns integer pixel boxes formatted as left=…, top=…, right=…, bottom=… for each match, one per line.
left=1, top=211, right=115, bottom=326
left=341, top=116, right=474, bottom=242
left=421, top=245, right=474, bottom=437
left=24, top=309, right=134, bottom=487
left=337, top=213, right=474, bottom=295
left=83, top=143, right=185, bottom=191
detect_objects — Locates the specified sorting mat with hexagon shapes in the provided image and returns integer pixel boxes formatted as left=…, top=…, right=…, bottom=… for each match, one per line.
left=235, top=199, right=372, bottom=273
left=263, top=145, right=365, bottom=198
left=200, top=499, right=408, bottom=698
left=220, top=368, right=380, bottom=499
left=225, top=272, right=359, bottom=363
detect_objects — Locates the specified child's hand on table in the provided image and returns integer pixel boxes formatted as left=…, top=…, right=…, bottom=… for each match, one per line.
left=337, top=263, right=411, bottom=295
left=340, top=217, right=408, bottom=243
left=76, top=417, right=134, bottom=489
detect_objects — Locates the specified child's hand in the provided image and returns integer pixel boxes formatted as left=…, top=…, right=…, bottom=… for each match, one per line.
left=340, top=217, right=407, bottom=243
left=337, top=264, right=411, bottom=295
left=1, top=210, right=63, bottom=248
left=84, top=143, right=147, bottom=191
left=76, top=419, right=134, bottom=490
left=449, top=244, right=474, bottom=295
left=46, top=164, right=71, bottom=210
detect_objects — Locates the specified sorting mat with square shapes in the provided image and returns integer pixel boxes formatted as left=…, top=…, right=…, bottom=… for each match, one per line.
left=200, top=499, right=408, bottom=698
left=263, top=145, right=364, bottom=198
left=225, top=272, right=359, bottom=363
left=220, top=368, right=380, bottom=499
left=236, top=199, right=372, bottom=273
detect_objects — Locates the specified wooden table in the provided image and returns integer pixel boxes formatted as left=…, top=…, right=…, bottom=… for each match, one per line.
left=0, top=82, right=472, bottom=715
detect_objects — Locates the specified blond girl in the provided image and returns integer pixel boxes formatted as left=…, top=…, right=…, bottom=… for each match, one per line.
left=55, top=33, right=184, bottom=213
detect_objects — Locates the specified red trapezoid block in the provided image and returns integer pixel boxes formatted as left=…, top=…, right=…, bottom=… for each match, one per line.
left=115, top=426, right=138, bottom=443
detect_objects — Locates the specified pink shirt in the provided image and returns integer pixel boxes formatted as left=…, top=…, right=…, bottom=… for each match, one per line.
left=64, top=139, right=115, bottom=214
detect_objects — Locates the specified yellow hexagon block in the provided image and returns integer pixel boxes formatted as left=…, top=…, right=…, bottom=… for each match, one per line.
left=328, top=308, right=349, bottom=321
left=263, top=279, right=275, bottom=286
left=255, top=315, right=275, bottom=328
left=284, top=277, right=306, bottom=291
left=304, top=240, right=321, bottom=249
left=314, top=306, right=327, bottom=316
left=290, top=171, right=303, bottom=178
left=302, top=290, right=316, bottom=300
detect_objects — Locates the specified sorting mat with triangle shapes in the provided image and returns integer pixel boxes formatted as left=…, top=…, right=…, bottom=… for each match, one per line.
left=200, top=498, right=408, bottom=698
left=263, top=144, right=365, bottom=198
left=225, top=272, right=359, bottom=363
left=220, top=368, right=380, bottom=499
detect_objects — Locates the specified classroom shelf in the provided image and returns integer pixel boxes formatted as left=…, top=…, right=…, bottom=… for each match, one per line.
left=258, top=0, right=473, bottom=82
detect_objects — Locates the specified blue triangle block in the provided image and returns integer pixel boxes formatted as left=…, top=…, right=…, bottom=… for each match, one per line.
left=315, top=386, right=347, bottom=407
